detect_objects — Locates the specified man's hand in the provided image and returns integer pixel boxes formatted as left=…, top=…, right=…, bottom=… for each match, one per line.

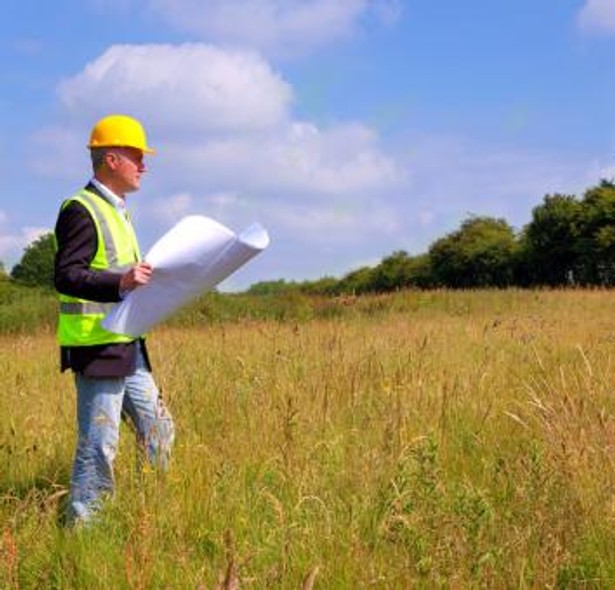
left=119, top=262, right=153, bottom=292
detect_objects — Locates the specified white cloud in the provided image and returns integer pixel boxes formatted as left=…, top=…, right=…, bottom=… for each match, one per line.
left=23, top=226, right=51, bottom=244
left=267, top=199, right=400, bottom=240
left=0, top=221, right=50, bottom=267
left=35, top=41, right=406, bottom=285
left=584, top=158, right=615, bottom=185
left=396, top=135, right=596, bottom=240
left=48, top=43, right=401, bottom=204
left=147, top=0, right=401, bottom=58
left=58, top=44, right=293, bottom=134
left=578, top=0, right=615, bottom=34
left=159, top=121, right=401, bottom=198
left=147, top=192, right=193, bottom=222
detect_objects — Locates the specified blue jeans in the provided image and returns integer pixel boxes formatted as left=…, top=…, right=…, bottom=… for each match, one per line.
left=68, top=347, right=174, bottom=524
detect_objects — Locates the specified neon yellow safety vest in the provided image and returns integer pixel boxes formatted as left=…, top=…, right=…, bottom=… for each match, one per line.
left=56, top=189, right=141, bottom=346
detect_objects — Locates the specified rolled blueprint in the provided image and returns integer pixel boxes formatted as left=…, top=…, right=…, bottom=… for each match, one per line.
left=102, top=215, right=270, bottom=337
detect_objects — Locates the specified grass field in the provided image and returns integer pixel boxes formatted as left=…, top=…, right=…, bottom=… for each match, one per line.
left=3, top=289, right=615, bottom=588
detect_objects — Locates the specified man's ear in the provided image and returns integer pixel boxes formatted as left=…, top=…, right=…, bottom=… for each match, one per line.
left=105, top=152, right=120, bottom=170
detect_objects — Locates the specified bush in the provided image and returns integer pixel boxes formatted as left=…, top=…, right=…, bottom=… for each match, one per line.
left=11, top=233, right=55, bottom=288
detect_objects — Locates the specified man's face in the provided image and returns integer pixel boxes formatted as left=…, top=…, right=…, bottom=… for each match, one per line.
left=106, top=147, right=146, bottom=194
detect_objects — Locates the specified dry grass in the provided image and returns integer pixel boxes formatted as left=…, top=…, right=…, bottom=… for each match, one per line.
left=3, top=289, right=615, bottom=587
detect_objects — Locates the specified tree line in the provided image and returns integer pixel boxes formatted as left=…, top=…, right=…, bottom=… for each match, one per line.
left=6, top=180, right=615, bottom=293
left=249, top=180, right=615, bottom=295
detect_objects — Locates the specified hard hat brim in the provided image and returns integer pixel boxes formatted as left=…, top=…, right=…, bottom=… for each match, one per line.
left=87, top=143, right=155, bottom=155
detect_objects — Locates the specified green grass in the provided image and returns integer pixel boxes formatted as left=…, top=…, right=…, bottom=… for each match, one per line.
left=0, top=280, right=56, bottom=334
left=3, top=289, right=615, bottom=587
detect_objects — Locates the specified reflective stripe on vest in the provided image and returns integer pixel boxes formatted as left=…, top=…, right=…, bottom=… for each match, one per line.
left=77, top=190, right=119, bottom=268
left=56, top=189, right=140, bottom=346
left=59, top=301, right=115, bottom=315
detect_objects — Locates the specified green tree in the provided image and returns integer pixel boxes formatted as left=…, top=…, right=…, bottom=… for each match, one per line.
left=575, top=180, right=615, bottom=285
left=429, top=216, right=518, bottom=288
left=336, top=266, right=376, bottom=294
left=519, top=194, right=581, bottom=286
left=369, top=251, right=435, bottom=291
left=403, top=253, right=435, bottom=289
left=247, top=279, right=292, bottom=295
left=11, top=232, right=55, bottom=288
left=298, top=276, right=338, bottom=295
left=370, top=250, right=413, bottom=291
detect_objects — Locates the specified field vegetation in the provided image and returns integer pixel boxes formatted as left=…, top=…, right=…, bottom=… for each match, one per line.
left=3, top=288, right=615, bottom=587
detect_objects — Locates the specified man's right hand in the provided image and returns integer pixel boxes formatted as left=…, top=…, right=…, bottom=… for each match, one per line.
left=119, top=262, right=153, bottom=292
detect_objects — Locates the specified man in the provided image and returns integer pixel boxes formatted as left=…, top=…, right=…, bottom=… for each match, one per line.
left=54, top=114, right=174, bottom=525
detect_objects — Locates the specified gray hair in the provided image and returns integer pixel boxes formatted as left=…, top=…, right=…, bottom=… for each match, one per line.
left=90, top=147, right=110, bottom=172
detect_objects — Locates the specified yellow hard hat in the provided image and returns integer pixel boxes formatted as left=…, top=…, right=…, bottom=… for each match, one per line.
left=87, top=114, right=155, bottom=154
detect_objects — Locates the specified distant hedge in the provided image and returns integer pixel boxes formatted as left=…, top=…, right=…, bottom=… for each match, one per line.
left=0, top=280, right=459, bottom=335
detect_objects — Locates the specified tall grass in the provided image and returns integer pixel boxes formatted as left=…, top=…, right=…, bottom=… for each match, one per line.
left=0, top=280, right=56, bottom=334
left=3, top=289, right=615, bottom=587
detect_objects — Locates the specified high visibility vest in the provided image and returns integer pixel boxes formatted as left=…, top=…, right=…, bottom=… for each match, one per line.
left=56, top=189, right=141, bottom=346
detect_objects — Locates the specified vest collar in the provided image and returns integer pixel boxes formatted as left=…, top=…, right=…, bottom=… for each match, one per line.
left=89, top=178, right=126, bottom=211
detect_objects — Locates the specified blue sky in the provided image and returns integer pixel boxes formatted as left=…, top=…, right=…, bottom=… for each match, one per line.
left=2, top=0, right=615, bottom=289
